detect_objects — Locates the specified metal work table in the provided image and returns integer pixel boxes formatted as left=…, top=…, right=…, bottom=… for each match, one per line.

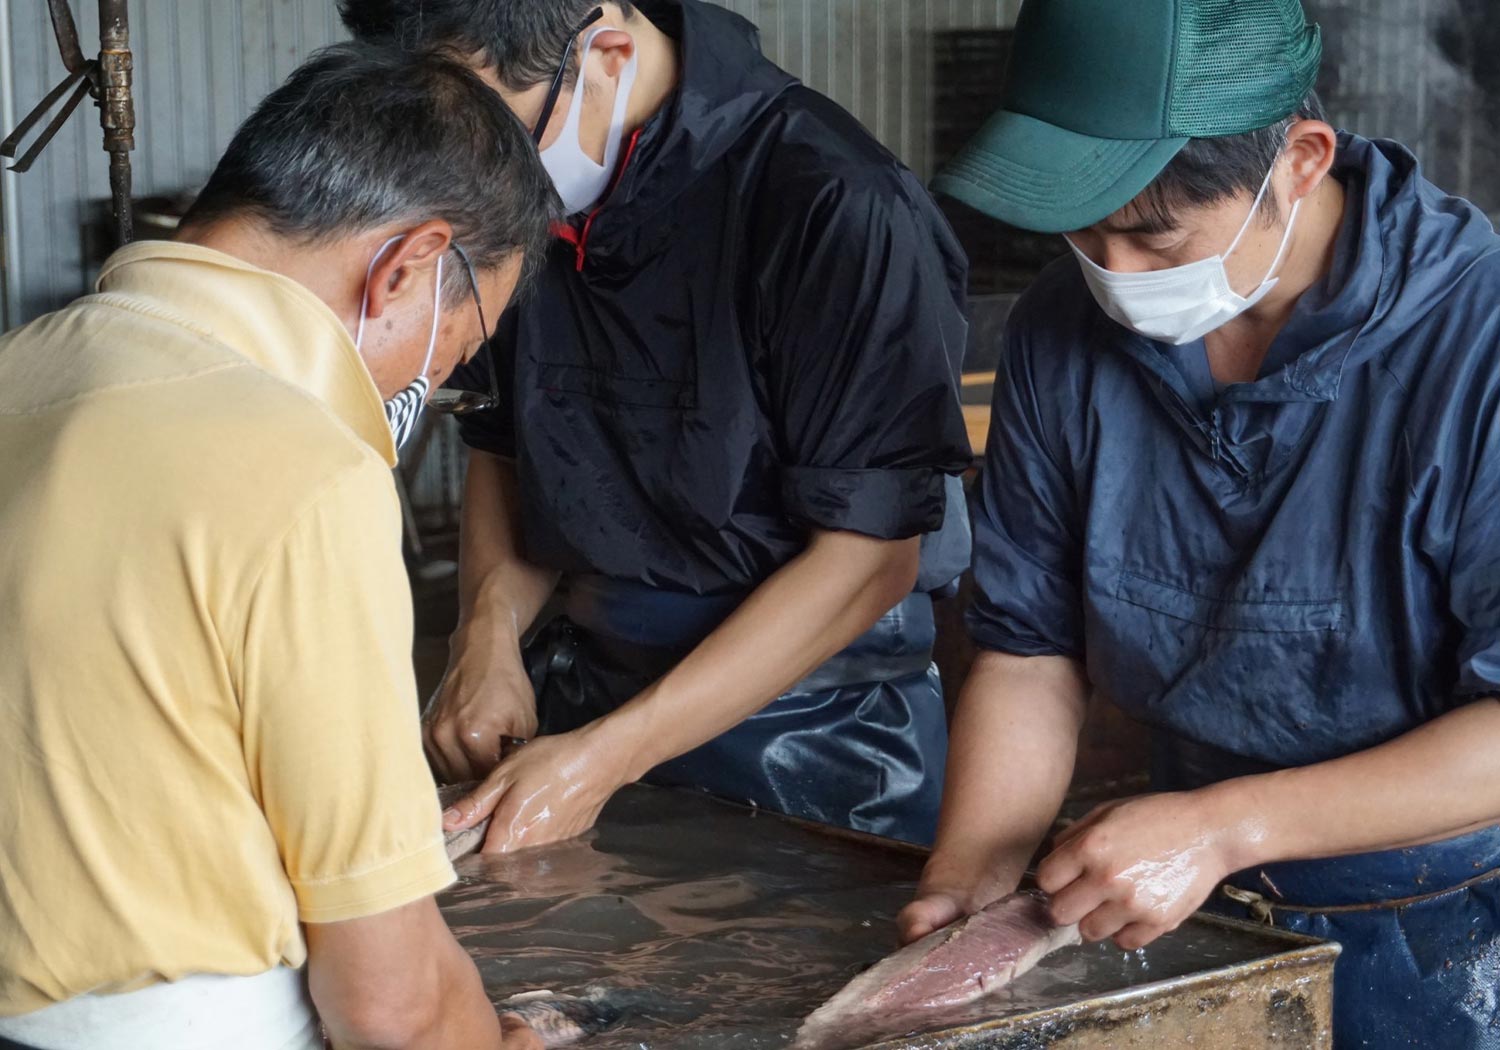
left=440, top=785, right=1338, bottom=1049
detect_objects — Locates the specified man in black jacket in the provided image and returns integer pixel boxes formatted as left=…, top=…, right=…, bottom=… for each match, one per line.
left=341, top=0, right=972, bottom=849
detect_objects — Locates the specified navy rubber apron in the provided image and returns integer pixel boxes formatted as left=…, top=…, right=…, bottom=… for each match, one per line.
left=1158, top=737, right=1500, bottom=1050
left=526, top=575, right=948, bottom=845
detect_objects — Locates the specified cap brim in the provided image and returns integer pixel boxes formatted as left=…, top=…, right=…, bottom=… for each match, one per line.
left=931, top=109, right=1189, bottom=234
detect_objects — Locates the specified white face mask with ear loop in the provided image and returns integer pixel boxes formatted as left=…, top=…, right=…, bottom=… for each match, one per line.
left=539, top=25, right=639, bottom=216
left=355, top=234, right=444, bottom=451
left=1067, top=159, right=1303, bottom=346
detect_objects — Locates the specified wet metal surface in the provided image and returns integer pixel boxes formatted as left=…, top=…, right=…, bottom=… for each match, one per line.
left=439, top=786, right=1337, bottom=1048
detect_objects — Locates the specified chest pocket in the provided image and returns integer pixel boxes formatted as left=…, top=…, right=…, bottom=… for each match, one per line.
left=1114, top=572, right=1345, bottom=633
left=536, top=363, right=696, bottom=410
left=527, top=223, right=734, bottom=412
left=1088, top=569, right=1359, bottom=768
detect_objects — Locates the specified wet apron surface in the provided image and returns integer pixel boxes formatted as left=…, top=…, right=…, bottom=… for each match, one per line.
left=527, top=575, right=947, bottom=845
left=1161, top=736, right=1500, bottom=1049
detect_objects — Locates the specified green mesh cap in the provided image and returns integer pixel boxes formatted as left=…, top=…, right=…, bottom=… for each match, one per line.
left=932, top=0, right=1323, bottom=234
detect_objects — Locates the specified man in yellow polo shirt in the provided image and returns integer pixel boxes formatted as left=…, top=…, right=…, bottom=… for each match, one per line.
left=0, top=43, right=554, bottom=1050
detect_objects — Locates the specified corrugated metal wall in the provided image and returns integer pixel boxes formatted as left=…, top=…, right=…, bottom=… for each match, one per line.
left=1, top=0, right=348, bottom=325
left=1, top=0, right=1018, bottom=327
left=719, top=0, right=1016, bottom=174
left=1312, top=0, right=1498, bottom=210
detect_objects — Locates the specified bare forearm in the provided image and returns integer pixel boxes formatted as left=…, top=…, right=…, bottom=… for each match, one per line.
left=365, top=939, right=504, bottom=1050
left=1214, top=697, right=1500, bottom=872
left=923, top=651, right=1089, bottom=892
left=456, top=451, right=558, bottom=645
left=309, top=902, right=507, bottom=1050
left=598, top=530, right=921, bottom=779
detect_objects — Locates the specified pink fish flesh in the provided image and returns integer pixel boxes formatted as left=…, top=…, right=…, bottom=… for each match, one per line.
left=438, top=782, right=492, bottom=861
left=794, top=892, right=1081, bottom=1048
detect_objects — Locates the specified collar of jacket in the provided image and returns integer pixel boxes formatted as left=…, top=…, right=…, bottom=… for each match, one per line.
left=580, top=0, right=799, bottom=236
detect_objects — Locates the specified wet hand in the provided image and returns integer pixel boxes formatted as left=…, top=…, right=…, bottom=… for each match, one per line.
left=441, top=725, right=630, bottom=853
left=897, top=892, right=969, bottom=944
left=898, top=852, right=1026, bottom=944
left=423, top=627, right=539, bottom=784
left=1036, top=792, right=1246, bottom=951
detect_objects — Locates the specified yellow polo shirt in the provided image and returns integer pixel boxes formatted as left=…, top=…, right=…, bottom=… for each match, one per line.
left=0, top=241, right=454, bottom=1015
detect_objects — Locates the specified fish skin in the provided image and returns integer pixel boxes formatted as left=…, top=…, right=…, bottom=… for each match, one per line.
left=438, top=781, right=492, bottom=862
left=497, top=987, right=631, bottom=1047
left=794, top=892, right=1081, bottom=1049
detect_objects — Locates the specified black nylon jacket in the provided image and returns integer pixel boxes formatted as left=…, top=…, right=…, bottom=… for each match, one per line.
left=458, top=0, right=972, bottom=595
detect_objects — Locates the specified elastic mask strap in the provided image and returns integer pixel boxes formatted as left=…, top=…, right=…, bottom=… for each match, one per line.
left=558, top=27, right=632, bottom=144
left=355, top=234, right=444, bottom=391
left=1259, top=196, right=1303, bottom=286
left=1223, top=158, right=1282, bottom=260
left=419, top=253, right=443, bottom=381
left=355, top=235, right=404, bottom=351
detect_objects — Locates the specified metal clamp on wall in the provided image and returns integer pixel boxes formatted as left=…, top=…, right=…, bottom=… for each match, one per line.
left=0, top=0, right=134, bottom=245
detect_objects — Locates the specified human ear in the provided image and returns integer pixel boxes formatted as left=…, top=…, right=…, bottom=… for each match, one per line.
left=363, top=220, right=454, bottom=321
left=1282, top=120, right=1339, bottom=202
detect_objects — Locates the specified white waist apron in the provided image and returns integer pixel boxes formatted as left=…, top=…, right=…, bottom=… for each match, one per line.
left=0, top=966, right=321, bottom=1050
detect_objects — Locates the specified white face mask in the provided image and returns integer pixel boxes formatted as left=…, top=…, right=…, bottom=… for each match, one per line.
left=539, top=26, right=638, bottom=216
left=355, top=235, right=444, bottom=451
left=1067, top=162, right=1302, bottom=346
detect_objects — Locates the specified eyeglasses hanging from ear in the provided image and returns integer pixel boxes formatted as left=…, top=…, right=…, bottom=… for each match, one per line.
left=531, top=7, right=606, bottom=145
left=426, top=242, right=501, bottom=417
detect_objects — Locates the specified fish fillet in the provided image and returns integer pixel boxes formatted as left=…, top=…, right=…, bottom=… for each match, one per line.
left=794, top=892, right=1080, bottom=1049
left=438, top=782, right=492, bottom=862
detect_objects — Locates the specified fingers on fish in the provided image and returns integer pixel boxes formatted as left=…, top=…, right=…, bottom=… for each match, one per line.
left=438, top=781, right=493, bottom=861
left=794, top=892, right=1081, bottom=1049
left=498, top=986, right=630, bottom=1048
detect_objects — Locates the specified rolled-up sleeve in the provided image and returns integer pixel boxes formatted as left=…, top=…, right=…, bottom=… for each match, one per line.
left=238, top=460, right=454, bottom=924
left=967, top=315, right=1086, bottom=658
left=763, top=175, right=971, bottom=539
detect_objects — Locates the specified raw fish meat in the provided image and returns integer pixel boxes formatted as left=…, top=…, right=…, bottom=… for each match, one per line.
left=794, top=892, right=1080, bottom=1048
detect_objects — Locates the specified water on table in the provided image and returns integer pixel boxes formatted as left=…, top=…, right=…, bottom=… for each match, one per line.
left=440, top=786, right=1276, bottom=1049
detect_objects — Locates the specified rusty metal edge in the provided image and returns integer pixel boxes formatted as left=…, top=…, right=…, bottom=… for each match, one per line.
left=856, top=937, right=1342, bottom=1049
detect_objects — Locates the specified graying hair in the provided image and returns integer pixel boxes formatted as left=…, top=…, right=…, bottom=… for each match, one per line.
left=183, top=42, right=559, bottom=305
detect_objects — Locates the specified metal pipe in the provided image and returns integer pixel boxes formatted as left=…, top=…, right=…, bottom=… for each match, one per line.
left=96, top=0, right=133, bottom=245
left=0, top=0, right=20, bottom=328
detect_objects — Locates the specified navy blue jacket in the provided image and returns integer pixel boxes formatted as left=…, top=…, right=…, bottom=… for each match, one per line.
left=970, top=135, right=1500, bottom=773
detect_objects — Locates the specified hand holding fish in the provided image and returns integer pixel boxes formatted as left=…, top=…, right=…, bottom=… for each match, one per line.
left=423, top=627, right=539, bottom=784
left=1036, top=790, right=1252, bottom=950
left=441, top=724, right=632, bottom=853
left=898, top=847, right=1031, bottom=944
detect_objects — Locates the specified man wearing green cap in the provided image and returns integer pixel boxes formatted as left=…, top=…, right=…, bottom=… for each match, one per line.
left=900, top=0, right=1500, bottom=1045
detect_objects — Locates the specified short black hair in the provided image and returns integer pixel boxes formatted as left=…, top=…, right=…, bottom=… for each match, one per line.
left=182, top=42, right=557, bottom=302
left=339, top=0, right=635, bottom=92
left=1125, top=92, right=1328, bottom=233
